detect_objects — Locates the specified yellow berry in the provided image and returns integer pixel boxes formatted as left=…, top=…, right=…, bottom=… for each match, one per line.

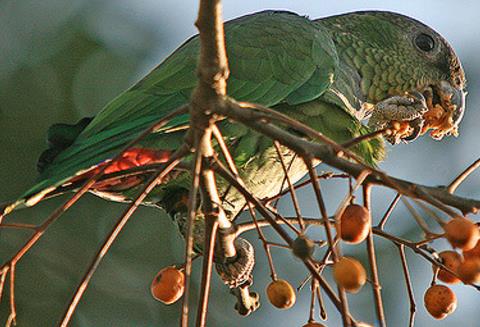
left=424, top=284, right=457, bottom=320
left=444, top=217, right=480, bottom=251
left=333, top=257, right=367, bottom=293
left=339, top=204, right=371, bottom=244
left=266, top=279, right=296, bottom=309
left=434, top=251, right=462, bottom=284
left=457, top=258, right=480, bottom=284
left=150, top=266, right=185, bottom=305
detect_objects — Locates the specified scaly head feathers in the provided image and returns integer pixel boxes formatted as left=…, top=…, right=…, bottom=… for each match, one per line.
left=319, top=11, right=466, bottom=136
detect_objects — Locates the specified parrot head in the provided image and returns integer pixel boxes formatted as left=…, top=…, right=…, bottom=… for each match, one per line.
left=322, top=11, right=466, bottom=142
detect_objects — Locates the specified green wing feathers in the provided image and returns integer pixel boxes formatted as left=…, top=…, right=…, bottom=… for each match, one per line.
left=3, top=10, right=384, bottom=215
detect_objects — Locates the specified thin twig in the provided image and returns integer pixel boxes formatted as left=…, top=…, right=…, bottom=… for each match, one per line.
left=304, top=159, right=337, bottom=260
left=0, top=266, right=8, bottom=305
left=397, top=244, right=416, bottom=327
left=273, top=141, right=305, bottom=231
left=377, top=193, right=401, bottom=230
left=0, top=223, right=37, bottom=230
left=363, top=185, right=386, bottom=327
left=308, top=279, right=317, bottom=323
left=181, top=140, right=202, bottom=327
left=264, top=173, right=350, bottom=204
left=316, top=285, right=327, bottom=321
left=195, top=209, right=218, bottom=327
left=7, top=265, right=16, bottom=327
left=402, top=198, right=437, bottom=234
left=414, top=199, right=447, bottom=226
left=341, top=128, right=390, bottom=149
left=448, top=158, right=480, bottom=193
left=304, top=159, right=351, bottom=326
left=247, top=205, right=277, bottom=280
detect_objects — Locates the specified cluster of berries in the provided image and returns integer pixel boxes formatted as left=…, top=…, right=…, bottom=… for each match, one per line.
left=148, top=205, right=479, bottom=325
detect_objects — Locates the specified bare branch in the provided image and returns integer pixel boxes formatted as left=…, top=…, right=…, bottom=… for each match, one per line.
left=448, top=158, right=480, bottom=193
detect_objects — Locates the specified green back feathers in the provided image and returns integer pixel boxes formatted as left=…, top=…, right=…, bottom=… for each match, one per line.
left=6, top=10, right=385, bottom=214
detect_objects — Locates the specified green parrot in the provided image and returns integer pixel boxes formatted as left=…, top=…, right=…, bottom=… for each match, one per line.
left=1, top=11, right=466, bottom=287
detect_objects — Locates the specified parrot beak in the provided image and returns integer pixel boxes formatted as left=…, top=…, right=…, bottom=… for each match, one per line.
left=450, top=84, right=466, bottom=128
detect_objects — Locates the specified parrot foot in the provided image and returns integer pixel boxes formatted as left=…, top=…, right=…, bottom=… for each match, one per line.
left=215, top=237, right=255, bottom=288
left=368, top=92, right=428, bottom=144
left=230, top=277, right=260, bottom=316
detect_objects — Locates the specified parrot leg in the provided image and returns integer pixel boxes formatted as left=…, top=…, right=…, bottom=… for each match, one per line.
left=368, top=92, right=428, bottom=144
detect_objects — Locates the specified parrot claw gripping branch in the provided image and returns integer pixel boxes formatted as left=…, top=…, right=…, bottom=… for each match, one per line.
left=1, top=1, right=480, bottom=326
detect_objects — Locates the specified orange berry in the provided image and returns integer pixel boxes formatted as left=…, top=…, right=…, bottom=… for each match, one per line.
left=463, top=240, right=480, bottom=260
left=332, top=257, right=367, bottom=293
left=292, top=234, right=315, bottom=260
left=266, top=279, right=296, bottom=309
left=339, top=204, right=371, bottom=244
left=150, top=266, right=185, bottom=305
left=434, top=251, right=462, bottom=284
left=457, top=258, right=480, bottom=284
left=424, top=284, right=457, bottom=319
left=303, top=322, right=326, bottom=327
left=444, top=217, right=480, bottom=251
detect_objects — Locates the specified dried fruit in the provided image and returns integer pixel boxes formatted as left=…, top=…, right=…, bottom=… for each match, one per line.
left=150, top=266, right=185, bottom=304
left=390, top=120, right=415, bottom=141
left=457, top=258, right=480, bottom=284
left=424, top=284, right=457, bottom=319
left=266, top=279, right=296, bottom=309
left=292, top=234, right=315, bottom=260
left=434, top=251, right=462, bottom=284
left=463, top=240, right=480, bottom=260
left=444, top=217, right=480, bottom=251
left=339, top=204, right=371, bottom=244
left=332, top=257, right=367, bottom=293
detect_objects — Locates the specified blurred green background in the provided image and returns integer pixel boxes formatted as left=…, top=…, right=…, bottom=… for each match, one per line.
left=0, top=1, right=479, bottom=326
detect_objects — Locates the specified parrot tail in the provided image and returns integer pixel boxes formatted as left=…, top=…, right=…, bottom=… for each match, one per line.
left=37, top=117, right=93, bottom=173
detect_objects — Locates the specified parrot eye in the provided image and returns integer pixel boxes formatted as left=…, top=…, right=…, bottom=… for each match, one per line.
left=415, top=33, right=435, bottom=52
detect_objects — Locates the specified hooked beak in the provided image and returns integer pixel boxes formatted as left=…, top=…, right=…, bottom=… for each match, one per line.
left=450, top=85, right=466, bottom=127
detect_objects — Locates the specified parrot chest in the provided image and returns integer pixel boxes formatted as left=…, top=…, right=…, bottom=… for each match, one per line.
left=219, top=143, right=311, bottom=217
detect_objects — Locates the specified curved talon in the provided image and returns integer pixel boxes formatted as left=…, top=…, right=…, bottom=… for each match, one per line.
left=403, top=118, right=424, bottom=142
left=215, top=237, right=255, bottom=288
left=231, top=278, right=260, bottom=316
left=370, top=92, right=428, bottom=145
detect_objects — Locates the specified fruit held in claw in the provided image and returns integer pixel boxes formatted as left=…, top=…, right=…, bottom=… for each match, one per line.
left=332, top=257, right=367, bottom=293
left=266, top=279, right=296, bottom=309
left=339, top=204, right=371, bottom=244
left=424, top=284, right=457, bottom=319
left=457, top=258, right=480, bottom=284
left=150, top=266, right=185, bottom=304
left=434, top=251, right=463, bottom=284
left=463, top=240, right=480, bottom=260
left=292, top=234, right=315, bottom=260
left=444, top=217, right=480, bottom=251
